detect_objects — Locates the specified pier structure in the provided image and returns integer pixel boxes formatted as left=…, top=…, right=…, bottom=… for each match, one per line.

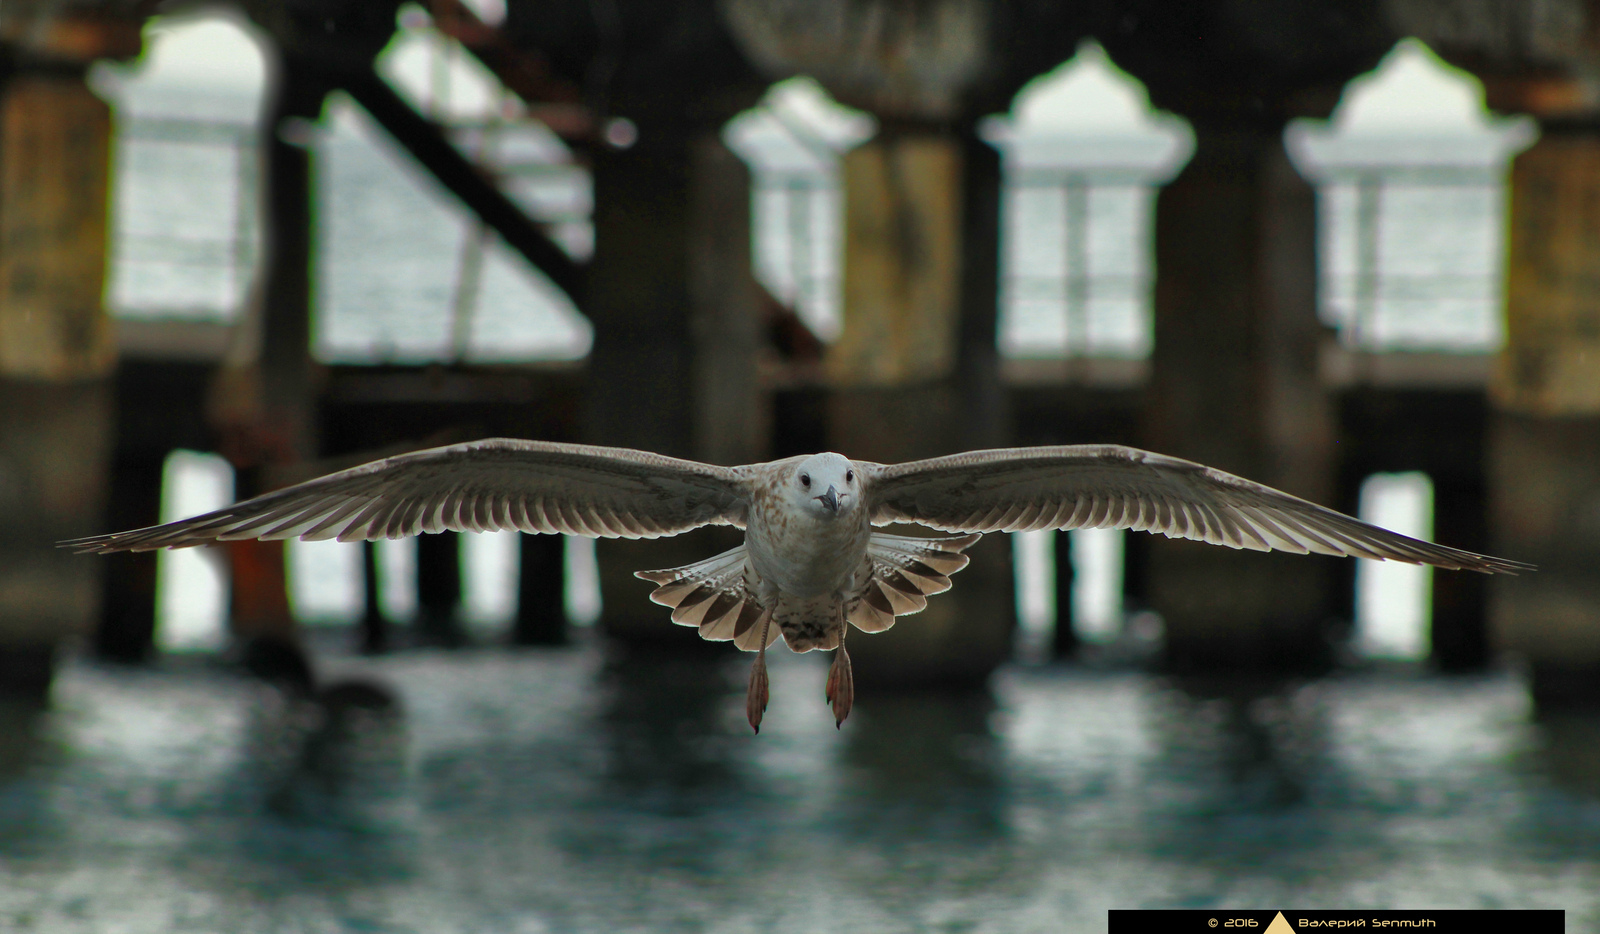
left=1, top=1, right=1598, bottom=703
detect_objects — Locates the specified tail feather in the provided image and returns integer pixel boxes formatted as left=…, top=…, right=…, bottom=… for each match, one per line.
left=848, top=532, right=982, bottom=634
left=635, top=545, right=776, bottom=649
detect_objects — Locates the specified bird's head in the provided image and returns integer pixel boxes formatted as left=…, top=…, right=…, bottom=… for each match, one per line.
left=790, top=453, right=858, bottom=520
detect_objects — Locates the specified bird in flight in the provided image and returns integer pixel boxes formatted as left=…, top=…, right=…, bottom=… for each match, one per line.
left=62, top=440, right=1531, bottom=731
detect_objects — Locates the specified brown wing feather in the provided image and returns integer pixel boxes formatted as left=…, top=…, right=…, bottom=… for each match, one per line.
left=845, top=532, right=982, bottom=634
left=61, top=439, right=750, bottom=553
left=635, top=545, right=776, bottom=650
left=863, top=445, right=1532, bottom=575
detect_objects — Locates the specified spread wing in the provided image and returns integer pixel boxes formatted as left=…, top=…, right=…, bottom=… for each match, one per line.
left=61, top=439, right=750, bottom=553
left=863, top=445, right=1531, bottom=575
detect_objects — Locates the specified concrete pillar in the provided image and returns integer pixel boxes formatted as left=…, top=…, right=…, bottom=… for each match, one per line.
left=254, top=53, right=322, bottom=466
left=1489, top=125, right=1600, bottom=707
left=584, top=130, right=766, bottom=642
left=688, top=137, right=769, bottom=469
left=826, top=127, right=1015, bottom=687
left=0, top=71, right=118, bottom=695
left=1141, top=123, right=1338, bottom=673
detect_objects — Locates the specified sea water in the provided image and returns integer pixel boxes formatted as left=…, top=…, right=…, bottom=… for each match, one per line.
left=0, top=645, right=1596, bottom=932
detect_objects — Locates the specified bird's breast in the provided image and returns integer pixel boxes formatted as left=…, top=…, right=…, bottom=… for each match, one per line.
left=745, top=501, right=870, bottom=599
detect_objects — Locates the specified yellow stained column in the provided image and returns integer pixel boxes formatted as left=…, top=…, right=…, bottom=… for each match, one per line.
left=1489, top=126, right=1600, bottom=705
left=0, top=72, right=118, bottom=694
left=826, top=128, right=1015, bottom=688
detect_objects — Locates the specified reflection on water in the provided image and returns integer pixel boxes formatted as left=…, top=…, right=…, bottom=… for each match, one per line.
left=0, top=642, right=1597, bottom=932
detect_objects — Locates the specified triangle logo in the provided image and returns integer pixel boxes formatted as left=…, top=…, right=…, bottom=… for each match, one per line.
left=1264, top=913, right=1296, bottom=934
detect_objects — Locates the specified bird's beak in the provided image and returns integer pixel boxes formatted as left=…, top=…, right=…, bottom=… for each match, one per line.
left=816, top=485, right=840, bottom=514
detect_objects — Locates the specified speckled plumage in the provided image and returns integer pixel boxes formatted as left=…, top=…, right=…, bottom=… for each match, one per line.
left=62, top=439, right=1532, bottom=730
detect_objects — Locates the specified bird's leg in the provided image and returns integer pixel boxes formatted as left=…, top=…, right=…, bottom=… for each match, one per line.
left=746, top=607, right=774, bottom=734
left=824, top=605, right=854, bottom=727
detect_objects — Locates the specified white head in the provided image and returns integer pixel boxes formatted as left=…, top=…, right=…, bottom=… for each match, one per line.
left=789, top=452, right=858, bottom=519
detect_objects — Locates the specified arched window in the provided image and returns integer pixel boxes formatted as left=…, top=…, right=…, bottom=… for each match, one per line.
left=1287, top=39, right=1535, bottom=354
left=982, top=42, right=1192, bottom=368
left=725, top=76, right=875, bottom=343
left=91, top=9, right=268, bottom=323
left=317, top=5, right=592, bottom=363
left=988, top=43, right=1192, bottom=655
left=95, top=6, right=603, bottom=643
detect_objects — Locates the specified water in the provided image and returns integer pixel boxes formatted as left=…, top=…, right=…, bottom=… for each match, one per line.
left=2, top=642, right=1597, bottom=932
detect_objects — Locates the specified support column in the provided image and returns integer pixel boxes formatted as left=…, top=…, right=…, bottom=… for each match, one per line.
left=215, top=49, right=328, bottom=648
left=0, top=71, right=117, bottom=695
left=826, top=126, right=1015, bottom=687
left=1431, top=466, right=1491, bottom=671
left=1053, top=532, right=1079, bottom=659
left=584, top=128, right=765, bottom=642
left=688, top=137, right=768, bottom=469
left=514, top=533, right=566, bottom=645
left=1141, top=123, right=1338, bottom=673
left=359, top=541, right=388, bottom=653
left=1489, top=124, right=1600, bottom=707
left=416, top=532, right=464, bottom=646
left=96, top=360, right=213, bottom=662
left=95, top=459, right=162, bottom=662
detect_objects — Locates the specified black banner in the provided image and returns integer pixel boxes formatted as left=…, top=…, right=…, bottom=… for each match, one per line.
left=1108, top=910, right=1563, bottom=934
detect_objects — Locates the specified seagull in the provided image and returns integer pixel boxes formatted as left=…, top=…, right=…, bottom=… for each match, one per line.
left=61, top=439, right=1531, bottom=731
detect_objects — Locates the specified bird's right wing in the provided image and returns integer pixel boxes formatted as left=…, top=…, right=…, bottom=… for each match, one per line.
left=62, top=439, right=751, bottom=552
left=864, top=444, right=1532, bottom=574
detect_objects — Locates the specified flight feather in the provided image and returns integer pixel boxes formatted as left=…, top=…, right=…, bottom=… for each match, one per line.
left=864, top=445, right=1530, bottom=574
left=61, top=439, right=750, bottom=553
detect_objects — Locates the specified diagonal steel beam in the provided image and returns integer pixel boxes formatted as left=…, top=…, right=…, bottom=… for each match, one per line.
left=425, top=0, right=595, bottom=141
left=337, top=66, right=587, bottom=304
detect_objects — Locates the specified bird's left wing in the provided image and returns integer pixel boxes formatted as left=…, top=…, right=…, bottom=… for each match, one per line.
left=62, top=439, right=750, bottom=553
left=863, top=445, right=1530, bottom=574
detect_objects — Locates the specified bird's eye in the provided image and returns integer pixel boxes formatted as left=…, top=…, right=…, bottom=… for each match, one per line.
left=845, top=470, right=854, bottom=483
left=800, top=473, right=811, bottom=488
